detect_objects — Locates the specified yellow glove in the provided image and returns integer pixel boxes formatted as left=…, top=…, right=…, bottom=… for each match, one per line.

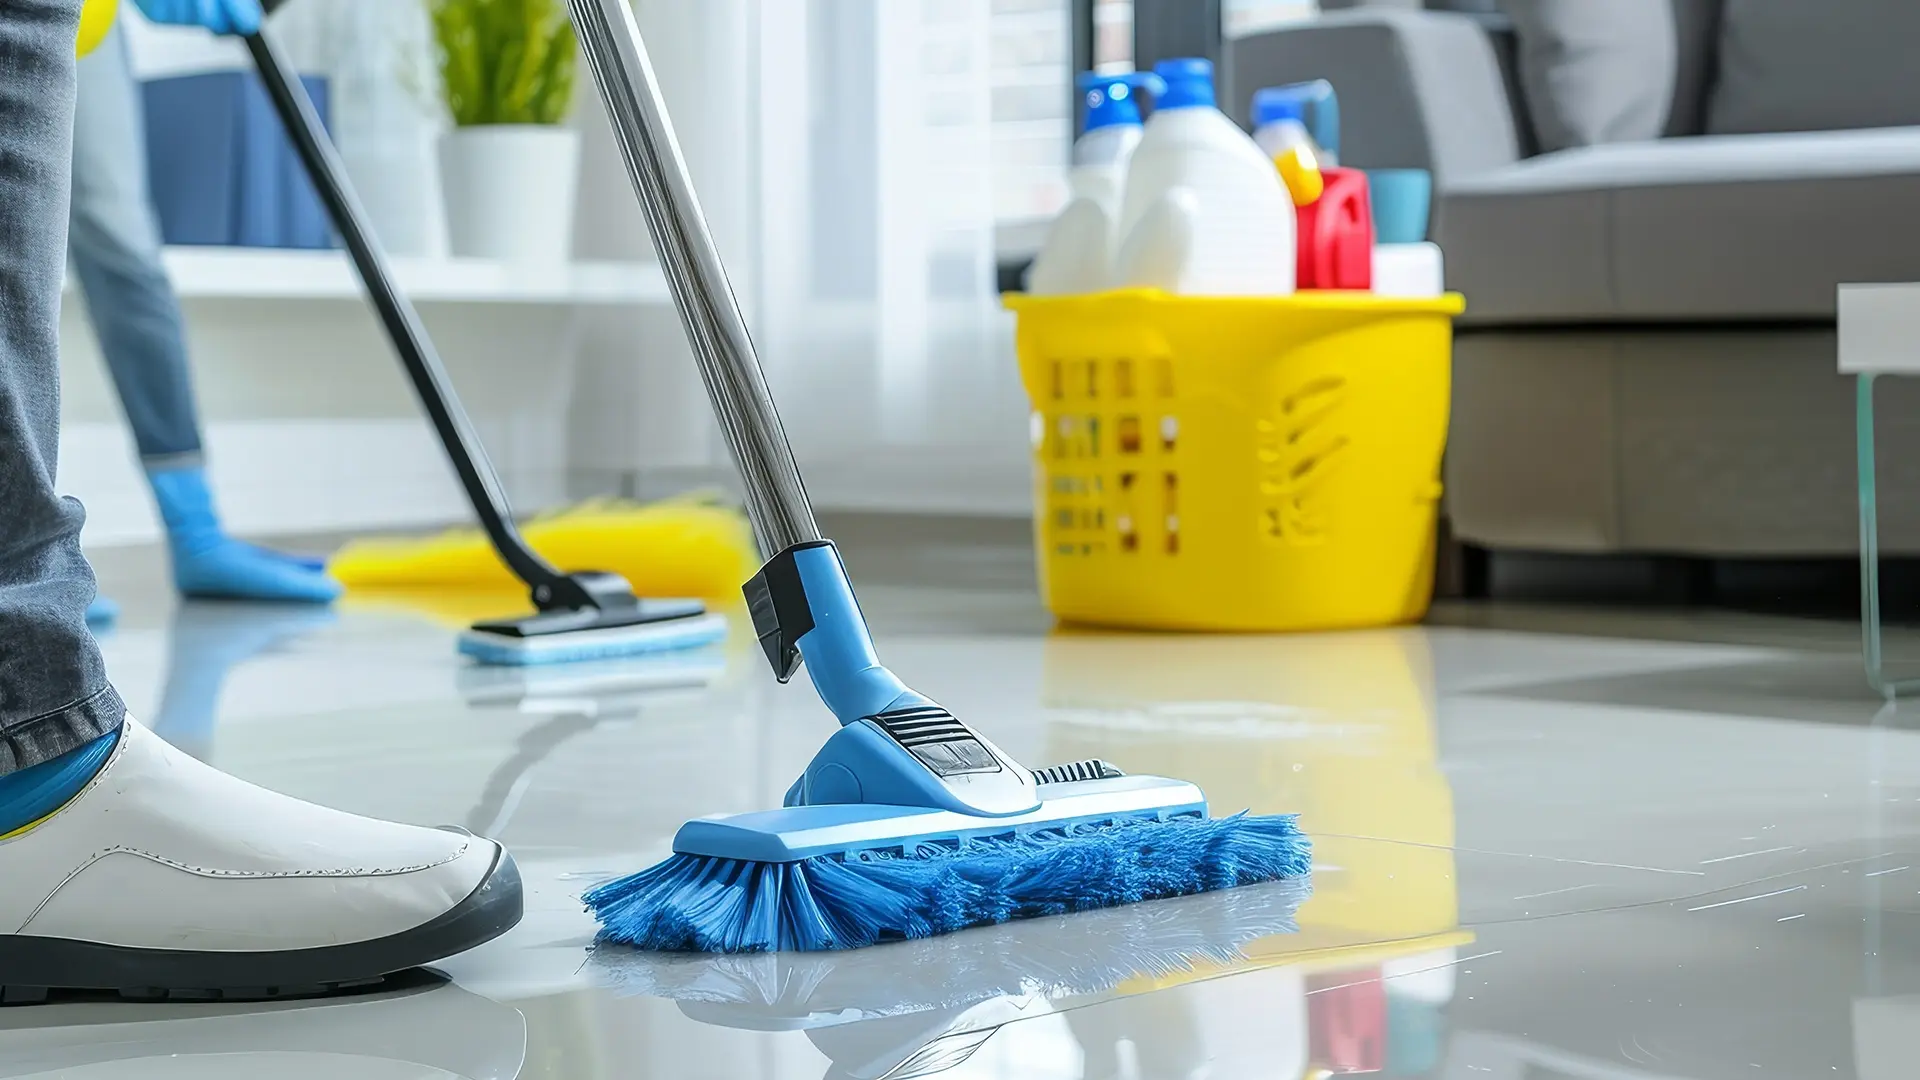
left=78, top=0, right=118, bottom=57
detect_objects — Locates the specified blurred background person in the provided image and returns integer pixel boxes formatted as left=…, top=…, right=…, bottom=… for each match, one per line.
left=70, top=11, right=340, bottom=624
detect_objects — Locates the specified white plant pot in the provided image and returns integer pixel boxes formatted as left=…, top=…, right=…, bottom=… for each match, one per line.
left=438, top=125, right=581, bottom=263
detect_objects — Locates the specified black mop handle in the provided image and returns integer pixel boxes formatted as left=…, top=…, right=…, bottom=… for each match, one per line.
left=242, top=23, right=589, bottom=607
left=566, top=0, right=822, bottom=557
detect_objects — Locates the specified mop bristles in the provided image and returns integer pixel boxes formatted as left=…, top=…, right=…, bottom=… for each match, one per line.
left=586, top=812, right=1310, bottom=954
left=592, top=875, right=1315, bottom=1014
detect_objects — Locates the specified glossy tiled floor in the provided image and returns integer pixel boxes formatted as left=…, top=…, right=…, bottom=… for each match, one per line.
left=8, top=546, right=1920, bottom=1078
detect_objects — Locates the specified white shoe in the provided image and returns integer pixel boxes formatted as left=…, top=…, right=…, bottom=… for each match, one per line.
left=0, top=720, right=521, bottom=1001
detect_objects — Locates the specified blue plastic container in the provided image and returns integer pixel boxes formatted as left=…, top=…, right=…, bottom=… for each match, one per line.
left=1365, top=167, right=1433, bottom=244
left=143, top=70, right=335, bottom=249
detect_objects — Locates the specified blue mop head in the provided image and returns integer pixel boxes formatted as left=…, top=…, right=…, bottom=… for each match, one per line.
left=586, top=812, right=1310, bottom=953
left=591, top=875, right=1314, bottom=1018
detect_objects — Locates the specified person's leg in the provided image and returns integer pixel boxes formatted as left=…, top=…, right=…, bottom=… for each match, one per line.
left=0, top=0, right=125, bottom=800
left=68, top=24, right=199, bottom=466
left=68, top=24, right=338, bottom=604
left=0, top=4, right=519, bottom=993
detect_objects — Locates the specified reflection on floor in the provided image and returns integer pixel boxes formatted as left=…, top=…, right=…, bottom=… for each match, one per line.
left=6, top=553, right=1919, bottom=1078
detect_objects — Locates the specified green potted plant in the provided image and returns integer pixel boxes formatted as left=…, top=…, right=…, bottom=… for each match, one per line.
left=428, top=0, right=580, bottom=262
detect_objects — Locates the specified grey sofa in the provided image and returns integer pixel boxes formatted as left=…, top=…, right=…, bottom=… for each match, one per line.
left=1232, top=1, right=1920, bottom=559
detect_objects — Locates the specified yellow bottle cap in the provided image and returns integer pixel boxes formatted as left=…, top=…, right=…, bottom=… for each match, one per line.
left=1276, top=146, right=1325, bottom=207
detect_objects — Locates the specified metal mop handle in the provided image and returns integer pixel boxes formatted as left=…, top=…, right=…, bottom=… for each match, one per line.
left=567, top=0, right=821, bottom=556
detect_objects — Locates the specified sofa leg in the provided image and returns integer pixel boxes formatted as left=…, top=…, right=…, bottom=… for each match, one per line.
left=1459, top=544, right=1493, bottom=599
left=1434, top=518, right=1493, bottom=600
left=1651, top=556, right=1714, bottom=606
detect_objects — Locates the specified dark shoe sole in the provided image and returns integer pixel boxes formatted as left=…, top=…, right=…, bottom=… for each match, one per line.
left=0, top=847, right=521, bottom=1005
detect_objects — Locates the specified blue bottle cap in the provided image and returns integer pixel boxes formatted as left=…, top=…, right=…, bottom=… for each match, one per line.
left=1251, top=80, right=1341, bottom=156
left=1251, top=88, right=1306, bottom=129
left=1078, top=70, right=1168, bottom=133
left=1153, top=57, right=1217, bottom=111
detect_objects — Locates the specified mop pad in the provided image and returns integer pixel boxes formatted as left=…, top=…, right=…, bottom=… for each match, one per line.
left=329, top=495, right=758, bottom=603
left=591, top=876, right=1313, bottom=1018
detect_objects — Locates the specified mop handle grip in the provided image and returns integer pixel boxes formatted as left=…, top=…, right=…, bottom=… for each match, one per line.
left=568, top=0, right=822, bottom=558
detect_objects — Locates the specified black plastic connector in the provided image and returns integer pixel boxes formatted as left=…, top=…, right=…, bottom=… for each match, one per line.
left=743, top=540, right=835, bottom=682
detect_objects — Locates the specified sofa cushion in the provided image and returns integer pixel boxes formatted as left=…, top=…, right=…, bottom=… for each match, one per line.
left=1437, top=126, right=1920, bottom=323
left=1498, top=0, right=1676, bottom=152
left=1709, top=0, right=1920, bottom=135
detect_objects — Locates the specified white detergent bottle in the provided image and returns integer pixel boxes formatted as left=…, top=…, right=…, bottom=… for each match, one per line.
left=1116, top=57, right=1296, bottom=296
left=1029, top=71, right=1164, bottom=295
left=1070, top=70, right=1164, bottom=213
left=1027, top=198, right=1114, bottom=295
left=1113, top=186, right=1198, bottom=292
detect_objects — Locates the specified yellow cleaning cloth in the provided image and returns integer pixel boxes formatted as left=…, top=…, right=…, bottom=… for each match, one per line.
left=329, top=495, right=759, bottom=603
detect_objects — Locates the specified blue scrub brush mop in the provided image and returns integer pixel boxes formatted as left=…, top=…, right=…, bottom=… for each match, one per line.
left=569, top=0, right=1310, bottom=954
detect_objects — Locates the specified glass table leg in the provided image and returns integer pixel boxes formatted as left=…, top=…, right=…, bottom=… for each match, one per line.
left=1859, top=373, right=1919, bottom=698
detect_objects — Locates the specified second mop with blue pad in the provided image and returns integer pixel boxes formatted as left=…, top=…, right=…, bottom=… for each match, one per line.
left=242, top=23, right=725, bottom=666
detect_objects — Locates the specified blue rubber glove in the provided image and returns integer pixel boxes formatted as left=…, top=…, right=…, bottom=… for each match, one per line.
left=133, top=0, right=262, bottom=35
left=149, top=466, right=342, bottom=605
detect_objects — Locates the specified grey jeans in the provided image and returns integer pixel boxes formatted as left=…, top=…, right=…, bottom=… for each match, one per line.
left=72, top=23, right=203, bottom=467
left=0, top=0, right=128, bottom=778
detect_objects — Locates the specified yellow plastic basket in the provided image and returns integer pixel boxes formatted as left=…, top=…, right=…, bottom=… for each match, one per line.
left=1005, top=288, right=1464, bottom=632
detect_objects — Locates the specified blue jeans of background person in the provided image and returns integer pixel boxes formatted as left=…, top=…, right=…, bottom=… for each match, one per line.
left=70, top=22, right=203, bottom=468
left=0, top=0, right=129, bottom=777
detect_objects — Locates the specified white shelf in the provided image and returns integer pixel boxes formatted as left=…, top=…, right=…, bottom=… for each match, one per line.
left=134, top=247, right=669, bottom=305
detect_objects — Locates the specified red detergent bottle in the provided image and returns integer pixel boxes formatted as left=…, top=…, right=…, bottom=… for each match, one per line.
left=1298, top=166, right=1375, bottom=291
